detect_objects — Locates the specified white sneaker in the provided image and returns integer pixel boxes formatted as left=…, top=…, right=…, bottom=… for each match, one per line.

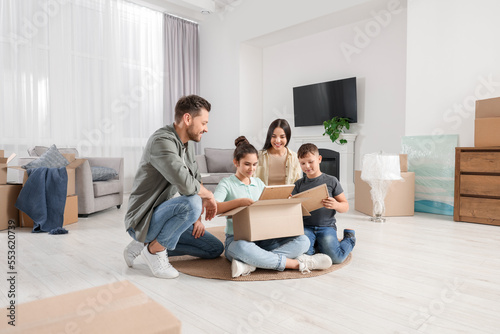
left=297, top=254, right=332, bottom=274
left=124, top=240, right=145, bottom=267
left=141, top=247, right=179, bottom=279
left=231, top=259, right=256, bottom=278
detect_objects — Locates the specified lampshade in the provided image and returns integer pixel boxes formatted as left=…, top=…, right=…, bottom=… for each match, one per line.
left=361, top=153, right=402, bottom=181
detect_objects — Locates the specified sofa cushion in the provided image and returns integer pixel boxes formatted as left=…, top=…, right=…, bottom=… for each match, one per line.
left=93, top=179, right=121, bottom=197
left=91, top=166, right=118, bottom=181
left=204, top=148, right=236, bottom=173
left=22, top=144, right=70, bottom=169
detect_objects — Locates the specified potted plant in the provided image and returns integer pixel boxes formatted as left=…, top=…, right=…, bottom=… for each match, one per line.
left=323, top=116, right=350, bottom=145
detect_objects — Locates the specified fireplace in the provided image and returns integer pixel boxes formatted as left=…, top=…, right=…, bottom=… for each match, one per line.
left=319, top=148, right=340, bottom=179
left=293, top=133, right=357, bottom=199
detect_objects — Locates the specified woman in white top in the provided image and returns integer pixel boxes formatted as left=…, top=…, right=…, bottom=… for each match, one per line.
left=255, top=119, right=301, bottom=185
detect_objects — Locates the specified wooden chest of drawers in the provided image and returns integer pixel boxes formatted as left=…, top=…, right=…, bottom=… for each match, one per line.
left=454, top=147, right=500, bottom=225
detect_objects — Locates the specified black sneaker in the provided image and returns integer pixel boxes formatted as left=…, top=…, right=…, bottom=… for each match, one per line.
left=343, top=229, right=356, bottom=246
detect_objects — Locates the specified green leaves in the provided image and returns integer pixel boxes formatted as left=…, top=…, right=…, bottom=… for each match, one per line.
left=323, top=116, right=350, bottom=145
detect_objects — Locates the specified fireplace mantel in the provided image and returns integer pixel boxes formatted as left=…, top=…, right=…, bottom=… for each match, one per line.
left=293, top=133, right=357, bottom=199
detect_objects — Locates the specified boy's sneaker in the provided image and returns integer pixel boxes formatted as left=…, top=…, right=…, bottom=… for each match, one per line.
left=343, top=229, right=356, bottom=246
left=141, top=247, right=179, bottom=279
left=297, top=253, right=332, bottom=274
left=231, top=259, right=256, bottom=278
left=124, top=240, right=145, bottom=267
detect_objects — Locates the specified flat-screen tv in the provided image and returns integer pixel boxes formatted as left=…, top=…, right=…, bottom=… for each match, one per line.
left=293, top=77, right=357, bottom=127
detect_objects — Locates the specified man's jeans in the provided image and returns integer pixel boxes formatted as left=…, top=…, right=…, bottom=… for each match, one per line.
left=304, top=226, right=354, bottom=264
left=225, top=234, right=310, bottom=271
left=134, top=195, right=223, bottom=259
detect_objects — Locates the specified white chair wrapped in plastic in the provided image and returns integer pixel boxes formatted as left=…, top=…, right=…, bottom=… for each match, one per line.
left=361, top=152, right=402, bottom=222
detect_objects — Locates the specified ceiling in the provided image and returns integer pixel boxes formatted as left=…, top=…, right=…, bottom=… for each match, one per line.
left=130, top=0, right=242, bottom=21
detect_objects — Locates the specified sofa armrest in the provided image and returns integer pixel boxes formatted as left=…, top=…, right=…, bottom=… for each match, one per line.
left=196, top=155, right=208, bottom=173
left=75, top=160, right=95, bottom=213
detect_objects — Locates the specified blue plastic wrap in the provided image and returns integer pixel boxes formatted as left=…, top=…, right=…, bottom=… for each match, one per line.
left=401, top=135, right=458, bottom=216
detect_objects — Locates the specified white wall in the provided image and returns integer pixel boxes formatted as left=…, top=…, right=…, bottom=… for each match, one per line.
left=198, top=0, right=375, bottom=150
left=260, top=11, right=407, bottom=168
left=199, top=0, right=407, bottom=170
left=406, top=0, right=500, bottom=146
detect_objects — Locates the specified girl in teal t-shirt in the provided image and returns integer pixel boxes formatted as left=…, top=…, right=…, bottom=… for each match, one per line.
left=214, top=136, right=332, bottom=278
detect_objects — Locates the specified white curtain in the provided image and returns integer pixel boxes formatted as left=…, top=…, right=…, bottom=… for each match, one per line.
left=0, top=0, right=164, bottom=191
left=164, top=14, right=199, bottom=125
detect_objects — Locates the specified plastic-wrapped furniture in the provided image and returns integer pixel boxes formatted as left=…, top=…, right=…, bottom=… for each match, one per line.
left=19, top=146, right=123, bottom=217
left=360, top=152, right=402, bottom=222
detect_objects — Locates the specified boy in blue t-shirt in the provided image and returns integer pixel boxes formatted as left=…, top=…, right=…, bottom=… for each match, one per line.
left=292, top=143, right=355, bottom=264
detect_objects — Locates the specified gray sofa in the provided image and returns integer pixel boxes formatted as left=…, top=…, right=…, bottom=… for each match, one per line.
left=18, top=146, right=123, bottom=217
left=196, top=148, right=235, bottom=192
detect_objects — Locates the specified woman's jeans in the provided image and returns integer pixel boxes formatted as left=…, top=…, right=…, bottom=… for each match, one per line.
left=130, top=195, right=223, bottom=259
left=224, top=234, right=310, bottom=271
left=304, top=226, right=354, bottom=264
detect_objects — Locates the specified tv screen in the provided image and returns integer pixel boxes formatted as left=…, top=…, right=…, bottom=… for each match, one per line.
left=293, top=77, right=357, bottom=127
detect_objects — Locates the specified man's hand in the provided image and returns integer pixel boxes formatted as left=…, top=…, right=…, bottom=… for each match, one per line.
left=203, top=196, right=217, bottom=221
left=192, top=218, right=205, bottom=239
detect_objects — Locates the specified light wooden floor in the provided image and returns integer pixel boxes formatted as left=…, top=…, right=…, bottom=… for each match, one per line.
left=1, top=195, right=500, bottom=333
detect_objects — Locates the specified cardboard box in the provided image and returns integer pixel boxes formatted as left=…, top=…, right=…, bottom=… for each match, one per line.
left=20, top=195, right=79, bottom=228
left=475, top=117, right=500, bottom=147
left=355, top=170, right=415, bottom=217
left=0, top=280, right=181, bottom=334
left=0, top=184, right=22, bottom=230
left=399, top=154, right=408, bottom=172
left=259, top=184, right=295, bottom=200
left=0, top=152, right=16, bottom=185
left=290, top=184, right=329, bottom=212
left=220, top=197, right=309, bottom=241
left=10, top=154, right=85, bottom=196
left=475, top=96, right=500, bottom=118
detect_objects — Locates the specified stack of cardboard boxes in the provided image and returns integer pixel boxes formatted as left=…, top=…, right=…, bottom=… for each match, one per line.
left=0, top=150, right=22, bottom=231
left=475, top=97, right=500, bottom=147
left=355, top=154, right=415, bottom=217
left=2, top=152, right=85, bottom=229
left=10, top=153, right=85, bottom=227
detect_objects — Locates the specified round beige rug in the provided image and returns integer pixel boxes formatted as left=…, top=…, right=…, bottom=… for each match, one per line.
left=169, top=226, right=352, bottom=281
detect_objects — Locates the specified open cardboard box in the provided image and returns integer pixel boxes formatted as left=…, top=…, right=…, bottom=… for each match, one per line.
left=219, top=184, right=330, bottom=242
left=0, top=280, right=181, bottom=334
left=220, top=197, right=310, bottom=241
left=9, top=153, right=85, bottom=196
left=20, top=195, right=79, bottom=228
left=259, top=183, right=329, bottom=213
left=0, top=184, right=22, bottom=230
left=0, top=151, right=16, bottom=185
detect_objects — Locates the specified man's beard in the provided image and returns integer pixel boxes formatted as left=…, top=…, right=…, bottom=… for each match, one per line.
left=187, top=125, right=202, bottom=142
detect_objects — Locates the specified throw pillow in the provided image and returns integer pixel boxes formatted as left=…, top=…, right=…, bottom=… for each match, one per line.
left=91, top=166, right=118, bottom=181
left=22, top=144, right=70, bottom=169
left=204, top=148, right=236, bottom=173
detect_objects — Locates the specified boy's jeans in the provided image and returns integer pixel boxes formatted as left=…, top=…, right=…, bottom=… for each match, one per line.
left=304, top=226, right=354, bottom=264
left=130, top=195, right=223, bottom=259
left=224, top=234, right=310, bottom=271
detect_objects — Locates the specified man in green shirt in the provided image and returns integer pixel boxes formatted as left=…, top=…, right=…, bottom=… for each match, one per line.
left=124, top=95, right=224, bottom=279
